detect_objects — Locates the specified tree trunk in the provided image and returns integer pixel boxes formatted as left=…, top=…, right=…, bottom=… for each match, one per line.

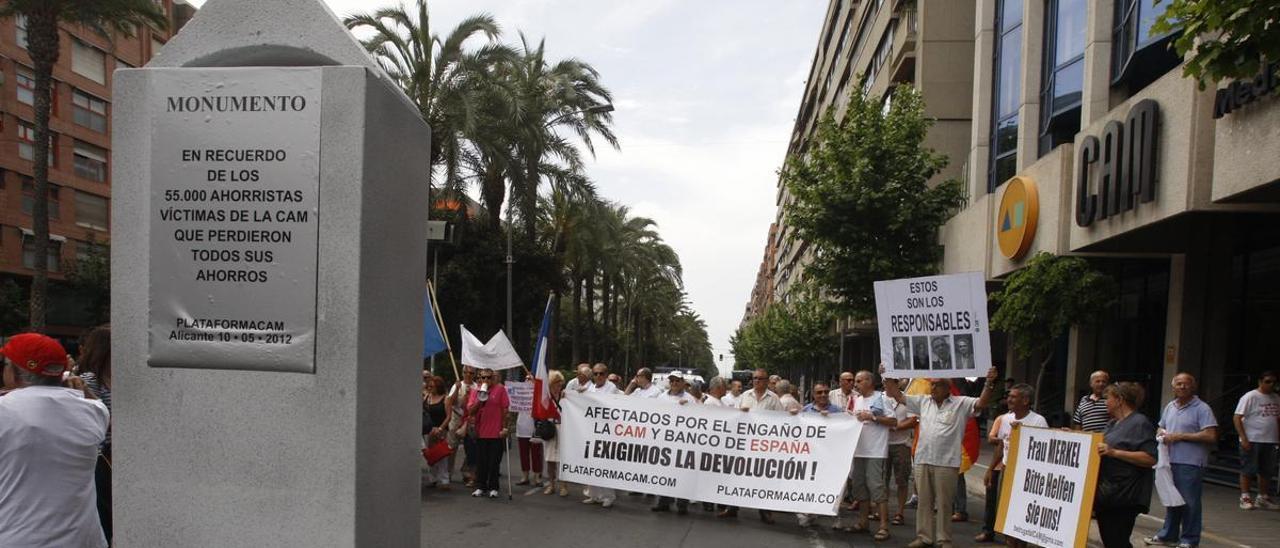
left=26, top=7, right=60, bottom=332
left=571, top=274, right=582, bottom=365
left=481, top=162, right=505, bottom=231
left=1033, top=353, right=1054, bottom=412
left=601, top=276, right=611, bottom=362
left=586, top=268, right=596, bottom=363
left=522, top=157, right=539, bottom=242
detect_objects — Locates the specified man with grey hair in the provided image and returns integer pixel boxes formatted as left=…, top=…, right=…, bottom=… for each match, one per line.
left=721, top=379, right=744, bottom=408
left=720, top=368, right=781, bottom=523
left=565, top=363, right=592, bottom=394
left=0, top=333, right=109, bottom=548
left=1072, top=370, right=1111, bottom=432
left=976, top=383, right=1046, bottom=544
left=704, top=377, right=728, bottom=407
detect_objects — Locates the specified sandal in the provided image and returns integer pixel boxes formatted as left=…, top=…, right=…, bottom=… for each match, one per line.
left=848, top=523, right=871, bottom=534
left=951, top=512, right=968, bottom=522
left=891, top=513, right=905, bottom=526
left=873, top=529, right=891, bottom=542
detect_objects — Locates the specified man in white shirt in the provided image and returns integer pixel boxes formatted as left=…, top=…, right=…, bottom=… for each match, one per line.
left=704, top=377, right=727, bottom=407
left=885, top=384, right=918, bottom=527
left=976, top=383, right=1047, bottom=544
left=721, top=379, right=743, bottom=408
left=830, top=371, right=856, bottom=411
left=653, top=374, right=696, bottom=514
left=718, top=368, right=781, bottom=523
left=0, top=333, right=109, bottom=548
left=625, top=368, right=663, bottom=399
left=582, top=362, right=621, bottom=508
left=846, top=371, right=898, bottom=541
left=1234, top=371, right=1280, bottom=510
left=884, top=366, right=998, bottom=548
left=565, top=363, right=592, bottom=394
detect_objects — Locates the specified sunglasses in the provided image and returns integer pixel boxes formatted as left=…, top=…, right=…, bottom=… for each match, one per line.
left=478, top=375, right=492, bottom=380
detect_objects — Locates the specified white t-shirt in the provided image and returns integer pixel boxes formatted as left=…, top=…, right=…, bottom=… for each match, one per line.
left=998, top=410, right=1048, bottom=464
left=852, top=391, right=890, bottom=458
left=885, top=396, right=915, bottom=446
left=566, top=377, right=590, bottom=393
left=516, top=410, right=536, bottom=439
left=1235, top=389, right=1280, bottom=443
left=586, top=381, right=620, bottom=395
left=779, top=393, right=802, bottom=414
left=631, top=383, right=663, bottom=399
left=721, top=393, right=741, bottom=408
left=658, top=391, right=695, bottom=405
left=703, top=395, right=725, bottom=407
left=0, top=386, right=109, bottom=548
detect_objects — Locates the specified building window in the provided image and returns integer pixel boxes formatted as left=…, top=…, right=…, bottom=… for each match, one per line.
left=15, top=15, right=27, bottom=49
left=16, top=67, right=34, bottom=106
left=72, top=41, right=107, bottom=85
left=151, top=37, right=165, bottom=60
left=18, top=121, right=55, bottom=165
left=990, top=0, right=1023, bottom=191
left=72, top=89, right=108, bottom=133
left=22, top=179, right=61, bottom=221
left=22, top=235, right=61, bottom=272
left=74, top=191, right=109, bottom=231
left=73, top=140, right=108, bottom=183
left=1040, top=0, right=1087, bottom=155
left=1112, top=0, right=1179, bottom=94
left=862, top=22, right=897, bottom=98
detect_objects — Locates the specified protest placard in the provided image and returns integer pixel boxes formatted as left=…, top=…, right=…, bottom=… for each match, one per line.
left=874, top=271, right=992, bottom=378
left=558, top=391, right=861, bottom=515
left=505, top=380, right=533, bottom=414
left=996, top=425, right=1102, bottom=548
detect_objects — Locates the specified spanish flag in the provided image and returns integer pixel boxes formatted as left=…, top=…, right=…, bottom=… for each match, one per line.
left=906, top=378, right=981, bottom=472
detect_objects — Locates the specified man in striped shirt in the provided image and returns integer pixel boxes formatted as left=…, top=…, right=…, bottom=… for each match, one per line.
left=1072, top=370, right=1111, bottom=432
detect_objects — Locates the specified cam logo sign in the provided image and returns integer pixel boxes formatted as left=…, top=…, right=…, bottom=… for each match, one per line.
left=996, top=425, right=1101, bottom=548
left=996, top=176, right=1039, bottom=260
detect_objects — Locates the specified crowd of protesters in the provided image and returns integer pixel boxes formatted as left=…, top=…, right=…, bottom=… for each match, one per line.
left=0, top=323, right=1274, bottom=548
left=427, top=360, right=1277, bottom=548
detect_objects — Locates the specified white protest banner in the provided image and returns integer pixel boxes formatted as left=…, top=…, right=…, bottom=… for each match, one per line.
left=505, top=381, right=533, bottom=414
left=558, top=391, right=861, bottom=515
left=996, top=425, right=1101, bottom=548
left=459, top=325, right=524, bottom=371
left=874, top=271, right=991, bottom=378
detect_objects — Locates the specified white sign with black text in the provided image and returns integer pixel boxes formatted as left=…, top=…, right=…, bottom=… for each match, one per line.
left=874, top=271, right=991, bottom=379
left=147, top=68, right=321, bottom=373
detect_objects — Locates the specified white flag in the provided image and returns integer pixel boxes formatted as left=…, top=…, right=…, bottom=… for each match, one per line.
left=459, top=325, right=524, bottom=371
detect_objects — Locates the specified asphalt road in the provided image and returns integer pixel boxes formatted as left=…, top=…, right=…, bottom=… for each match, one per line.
left=420, top=452, right=990, bottom=548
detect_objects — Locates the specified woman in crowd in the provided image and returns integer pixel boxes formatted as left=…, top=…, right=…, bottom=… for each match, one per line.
left=515, top=393, right=543, bottom=488
left=1093, top=382, right=1157, bottom=548
left=447, top=366, right=477, bottom=486
left=423, top=375, right=452, bottom=489
left=78, top=325, right=113, bottom=543
left=460, top=368, right=510, bottom=498
left=543, top=370, right=567, bottom=496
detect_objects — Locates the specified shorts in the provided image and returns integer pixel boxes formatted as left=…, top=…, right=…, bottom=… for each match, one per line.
left=886, top=444, right=912, bottom=489
left=850, top=457, right=888, bottom=503
left=1241, top=442, right=1278, bottom=477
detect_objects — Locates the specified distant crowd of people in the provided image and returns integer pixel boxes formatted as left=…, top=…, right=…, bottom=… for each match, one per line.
left=431, top=361, right=1279, bottom=548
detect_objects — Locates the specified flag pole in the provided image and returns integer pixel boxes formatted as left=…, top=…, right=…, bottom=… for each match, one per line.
left=427, top=280, right=460, bottom=381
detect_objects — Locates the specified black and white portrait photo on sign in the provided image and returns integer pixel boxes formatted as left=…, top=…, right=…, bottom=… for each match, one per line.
left=874, top=272, right=993, bottom=378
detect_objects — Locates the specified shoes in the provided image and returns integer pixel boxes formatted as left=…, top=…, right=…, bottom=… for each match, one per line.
left=1240, top=493, right=1256, bottom=510
left=471, top=489, right=483, bottom=497
left=951, top=512, right=968, bottom=522
left=974, top=532, right=996, bottom=543
left=702, top=502, right=715, bottom=511
left=1257, top=496, right=1279, bottom=510
left=582, top=498, right=599, bottom=505
left=797, top=514, right=813, bottom=527
left=831, top=518, right=846, bottom=530
left=515, top=478, right=529, bottom=486
left=759, top=510, right=775, bottom=524
left=1175, top=544, right=1193, bottom=548
left=543, top=483, right=555, bottom=495
left=676, top=505, right=688, bottom=515
left=1143, top=536, right=1177, bottom=546
left=717, top=509, right=738, bottom=519
left=559, top=485, right=569, bottom=497
left=487, top=490, right=499, bottom=499
left=906, top=540, right=932, bottom=548
left=905, top=494, right=918, bottom=509
left=601, top=499, right=614, bottom=509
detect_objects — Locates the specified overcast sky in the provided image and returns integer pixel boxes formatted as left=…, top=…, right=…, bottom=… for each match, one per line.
left=185, top=0, right=827, bottom=376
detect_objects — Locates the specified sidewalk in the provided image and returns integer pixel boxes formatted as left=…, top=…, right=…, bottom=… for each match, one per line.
left=964, top=445, right=1280, bottom=547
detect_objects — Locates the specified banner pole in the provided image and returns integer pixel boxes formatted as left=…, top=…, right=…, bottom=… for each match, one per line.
left=428, top=279, right=460, bottom=381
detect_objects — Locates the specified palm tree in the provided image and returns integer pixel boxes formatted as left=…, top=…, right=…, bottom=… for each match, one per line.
left=1, top=0, right=166, bottom=330
left=345, top=1, right=516, bottom=191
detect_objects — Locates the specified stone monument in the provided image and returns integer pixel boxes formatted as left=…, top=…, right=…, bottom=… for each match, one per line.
left=111, top=0, right=430, bottom=545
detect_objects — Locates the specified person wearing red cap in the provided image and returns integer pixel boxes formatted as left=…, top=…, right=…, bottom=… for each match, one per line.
left=0, top=333, right=109, bottom=548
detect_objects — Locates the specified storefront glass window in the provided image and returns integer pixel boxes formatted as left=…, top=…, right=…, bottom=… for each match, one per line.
left=990, top=0, right=1023, bottom=191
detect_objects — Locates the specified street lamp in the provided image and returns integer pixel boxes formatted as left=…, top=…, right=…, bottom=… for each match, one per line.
left=505, top=103, right=614, bottom=339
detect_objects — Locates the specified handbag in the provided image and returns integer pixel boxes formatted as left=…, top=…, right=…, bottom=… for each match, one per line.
left=1095, top=460, right=1151, bottom=510
left=423, top=439, right=453, bottom=465
left=534, top=419, right=557, bottom=441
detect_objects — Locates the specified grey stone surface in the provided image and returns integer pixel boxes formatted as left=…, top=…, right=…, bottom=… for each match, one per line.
left=112, top=1, right=430, bottom=546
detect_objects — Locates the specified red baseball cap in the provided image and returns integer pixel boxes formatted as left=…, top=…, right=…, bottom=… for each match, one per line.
left=0, top=333, right=69, bottom=377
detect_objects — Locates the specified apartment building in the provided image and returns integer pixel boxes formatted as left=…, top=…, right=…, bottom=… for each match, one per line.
left=0, top=0, right=195, bottom=337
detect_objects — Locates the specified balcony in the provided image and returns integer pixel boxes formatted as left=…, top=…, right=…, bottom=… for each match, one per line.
left=888, top=6, right=917, bottom=84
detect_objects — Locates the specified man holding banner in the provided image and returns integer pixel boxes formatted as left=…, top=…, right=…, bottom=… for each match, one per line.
left=581, top=363, right=622, bottom=508
left=884, top=366, right=998, bottom=548
left=718, top=368, right=783, bottom=524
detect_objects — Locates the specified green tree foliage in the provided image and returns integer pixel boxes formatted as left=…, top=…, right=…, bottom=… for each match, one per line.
left=990, top=253, right=1116, bottom=406
left=730, top=287, right=835, bottom=373
left=781, top=86, right=966, bottom=320
left=65, top=239, right=111, bottom=326
left=1153, top=0, right=1280, bottom=87
left=0, top=0, right=166, bottom=330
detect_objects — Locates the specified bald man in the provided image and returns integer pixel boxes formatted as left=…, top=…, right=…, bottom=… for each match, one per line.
left=1072, top=370, right=1111, bottom=432
left=1148, top=373, right=1217, bottom=548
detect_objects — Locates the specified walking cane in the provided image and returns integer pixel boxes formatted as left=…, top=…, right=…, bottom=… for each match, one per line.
left=506, top=432, right=514, bottom=500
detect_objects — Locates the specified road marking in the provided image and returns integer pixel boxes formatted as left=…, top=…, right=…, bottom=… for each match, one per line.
left=1133, top=513, right=1251, bottom=548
